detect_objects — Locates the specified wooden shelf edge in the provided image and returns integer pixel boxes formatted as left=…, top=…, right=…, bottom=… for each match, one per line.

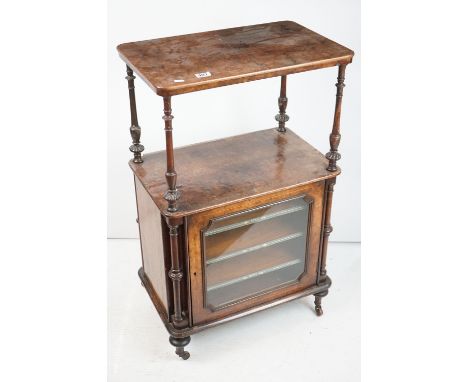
left=130, top=128, right=341, bottom=218
left=124, top=58, right=353, bottom=97
left=149, top=175, right=339, bottom=219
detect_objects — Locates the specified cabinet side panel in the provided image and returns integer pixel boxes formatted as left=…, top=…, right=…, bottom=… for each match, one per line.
left=135, top=177, right=169, bottom=313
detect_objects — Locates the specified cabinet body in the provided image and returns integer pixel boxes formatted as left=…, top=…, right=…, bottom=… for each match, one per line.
left=135, top=172, right=333, bottom=336
left=133, top=128, right=336, bottom=337
left=118, top=21, right=353, bottom=358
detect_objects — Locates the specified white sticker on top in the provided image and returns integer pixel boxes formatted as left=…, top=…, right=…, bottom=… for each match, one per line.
left=195, top=71, right=212, bottom=78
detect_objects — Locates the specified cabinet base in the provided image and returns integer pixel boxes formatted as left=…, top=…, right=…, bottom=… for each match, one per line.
left=139, top=267, right=331, bottom=358
left=138, top=267, right=332, bottom=339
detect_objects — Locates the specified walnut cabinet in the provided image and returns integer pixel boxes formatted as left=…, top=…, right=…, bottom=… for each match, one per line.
left=117, top=21, right=354, bottom=359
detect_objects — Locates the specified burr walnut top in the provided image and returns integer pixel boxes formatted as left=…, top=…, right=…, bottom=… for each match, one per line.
left=129, top=128, right=339, bottom=217
left=117, top=21, right=354, bottom=96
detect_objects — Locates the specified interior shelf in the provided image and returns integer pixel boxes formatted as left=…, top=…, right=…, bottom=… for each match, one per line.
left=205, top=204, right=306, bottom=237
left=207, top=258, right=302, bottom=292
left=205, top=205, right=307, bottom=263
left=206, top=237, right=306, bottom=287
left=206, top=260, right=305, bottom=309
left=203, top=194, right=310, bottom=308
left=206, top=231, right=304, bottom=265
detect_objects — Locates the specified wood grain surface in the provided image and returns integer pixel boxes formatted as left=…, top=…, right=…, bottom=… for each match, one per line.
left=129, top=128, right=339, bottom=218
left=117, top=21, right=354, bottom=96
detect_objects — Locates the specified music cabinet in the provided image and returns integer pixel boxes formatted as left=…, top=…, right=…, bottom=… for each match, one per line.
left=117, top=21, right=354, bottom=359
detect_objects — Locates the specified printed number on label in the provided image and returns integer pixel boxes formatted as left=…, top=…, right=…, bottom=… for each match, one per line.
left=195, top=71, right=212, bottom=78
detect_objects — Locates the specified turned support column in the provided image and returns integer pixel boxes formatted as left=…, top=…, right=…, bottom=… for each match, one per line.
left=320, top=178, right=336, bottom=281
left=326, top=65, right=347, bottom=171
left=162, top=96, right=181, bottom=212
left=275, top=75, right=289, bottom=133
left=167, top=221, right=187, bottom=329
left=125, top=65, right=144, bottom=163
left=313, top=178, right=336, bottom=316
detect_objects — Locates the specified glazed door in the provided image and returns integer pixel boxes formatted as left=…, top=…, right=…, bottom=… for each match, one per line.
left=187, top=183, right=325, bottom=325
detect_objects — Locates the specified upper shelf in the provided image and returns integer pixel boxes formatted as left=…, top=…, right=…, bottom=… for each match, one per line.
left=117, top=21, right=354, bottom=96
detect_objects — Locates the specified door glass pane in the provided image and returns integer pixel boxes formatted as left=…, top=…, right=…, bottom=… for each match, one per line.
left=203, top=197, right=309, bottom=310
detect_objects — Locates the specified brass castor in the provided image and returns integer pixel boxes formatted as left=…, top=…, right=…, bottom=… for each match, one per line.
left=315, top=303, right=323, bottom=316
left=169, top=335, right=191, bottom=360
left=314, top=290, right=328, bottom=317
left=176, top=348, right=190, bottom=360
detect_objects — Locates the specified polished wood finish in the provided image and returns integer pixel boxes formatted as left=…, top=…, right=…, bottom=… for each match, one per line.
left=129, top=128, right=339, bottom=218
left=167, top=222, right=188, bottom=329
left=326, top=65, right=347, bottom=171
left=139, top=266, right=331, bottom=339
left=161, top=96, right=180, bottom=212
left=319, top=178, right=336, bottom=282
left=119, top=21, right=353, bottom=359
left=134, top=177, right=169, bottom=314
left=125, top=66, right=144, bottom=163
left=117, top=21, right=353, bottom=96
left=276, top=76, right=288, bottom=132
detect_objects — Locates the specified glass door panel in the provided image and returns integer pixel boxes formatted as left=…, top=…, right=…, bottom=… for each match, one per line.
left=203, top=196, right=310, bottom=310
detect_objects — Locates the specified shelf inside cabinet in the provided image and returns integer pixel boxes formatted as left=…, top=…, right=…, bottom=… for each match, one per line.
left=202, top=190, right=310, bottom=309
left=207, top=259, right=303, bottom=292
left=206, top=237, right=306, bottom=287
left=205, top=203, right=306, bottom=237
left=206, top=257, right=305, bottom=309
left=206, top=232, right=304, bottom=265
left=204, top=208, right=307, bottom=261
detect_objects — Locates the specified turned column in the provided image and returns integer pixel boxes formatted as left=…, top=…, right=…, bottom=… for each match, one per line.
left=326, top=65, right=347, bottom=171
left=313, top=177, right=336, bottom=316
left=320, top=178, right=336, bottom=281
left=167, top=218, right=190, bottom=359
left=125, top=65, right=144, bottom=163
left=162, top=96, right=180, bottom=212
left=275, top=75, right=289, bottom=133
left=166, top=220, right=188, bottom=327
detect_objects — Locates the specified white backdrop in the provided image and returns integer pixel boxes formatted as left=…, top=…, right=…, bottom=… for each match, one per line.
left=108, top=0, right=360, bottom=241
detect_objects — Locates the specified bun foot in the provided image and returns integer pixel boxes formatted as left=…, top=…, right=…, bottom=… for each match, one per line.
left=169, top=335, right=191, bottom=360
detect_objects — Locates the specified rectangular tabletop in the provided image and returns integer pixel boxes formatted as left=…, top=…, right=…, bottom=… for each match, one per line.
left=130, top=128, right=339, bottom=217
left=117, top=21, right=354, bottom=96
